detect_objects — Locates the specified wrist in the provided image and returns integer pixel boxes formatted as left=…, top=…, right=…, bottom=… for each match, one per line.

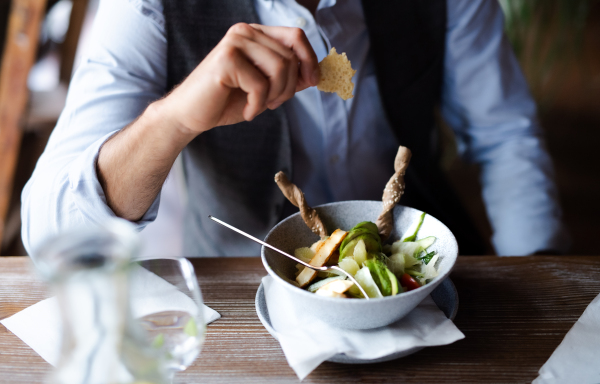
left=146, top=98, right=199, bottom=147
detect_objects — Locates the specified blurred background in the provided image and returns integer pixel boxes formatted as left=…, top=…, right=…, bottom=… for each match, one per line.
left=0, top=0, right=599, bottom=256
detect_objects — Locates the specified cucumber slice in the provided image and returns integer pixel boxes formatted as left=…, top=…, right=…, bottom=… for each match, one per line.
left=353, top=267, right=383, bottom=298
left=401, top=212, right=426, bottom=242
left=340, top=230, right=380, bottom=254
left=415, top=236, right=436, bottom=250
left=351, top=221, right=379, bottom=237
left=391, top=241, right=421, bottom=258
left=405, top=269, right=424, bottom=278
left=386, top=268, right=399, bottom=296
left=390, top=236, right=436, bottom=260
left=388, top=253, right=405, bottom=275
left=365, top=259, right=394, bottom=296
left=338, top=257, right=360, bottom=276
left=340, top=228, right=368, bottom=250
left=339, top=238, right=359, bottom=260
left=340, top=233, right=380, bottom=260
left=307, top=276, right=346, bottom=293
left=353, top=239, right=368, bottom=265
left=422, top=255, right=440, bottom=282
left=404, top=252, right=421, bottom=268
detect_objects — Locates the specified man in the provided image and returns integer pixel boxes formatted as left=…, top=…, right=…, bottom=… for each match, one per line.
left=21, top=0, right=569, bottom=256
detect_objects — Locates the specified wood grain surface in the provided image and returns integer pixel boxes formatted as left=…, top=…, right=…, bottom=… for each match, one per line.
left=1, top=256, right=599, bottom=383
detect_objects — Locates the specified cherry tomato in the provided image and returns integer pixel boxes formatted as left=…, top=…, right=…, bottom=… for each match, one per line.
left=401, top=273, right=421, bottom=291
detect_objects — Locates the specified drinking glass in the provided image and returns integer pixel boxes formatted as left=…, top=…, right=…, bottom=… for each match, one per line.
left=35, top=218, right=205, bottom=384
left=132, top=257, right=206, bottom=383
left=36, top=218, right=168, bottom=384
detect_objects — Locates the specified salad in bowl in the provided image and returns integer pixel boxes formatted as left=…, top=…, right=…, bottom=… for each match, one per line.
left=291, top=212, right=440, bottom=299
left=261, top=201, right=458, bottom=329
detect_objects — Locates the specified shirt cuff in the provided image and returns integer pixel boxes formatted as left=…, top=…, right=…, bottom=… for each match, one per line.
left=67, top=131, right=160, bottom=230
left=492, top=217, right=571, bottom=256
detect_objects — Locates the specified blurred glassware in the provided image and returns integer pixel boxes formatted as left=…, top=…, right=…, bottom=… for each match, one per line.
left=134, top=257, right=206, bottom=381
left=35, top=218, right=168, bottom=384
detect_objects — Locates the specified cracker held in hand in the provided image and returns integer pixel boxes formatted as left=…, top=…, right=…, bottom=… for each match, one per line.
left=317, top=47, right=356, bottom=100
left=274, top=171, right=328, bottom=239
left=375, top=146, right=412, bottom=241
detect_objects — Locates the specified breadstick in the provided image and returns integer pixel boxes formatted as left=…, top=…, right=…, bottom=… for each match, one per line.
left=274, top=172, right=328, bottom=239
left=375, top=146, right=412, bottom=241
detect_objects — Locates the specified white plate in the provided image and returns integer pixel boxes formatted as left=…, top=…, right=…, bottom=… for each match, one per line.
left=255, top=278, right=459, bottom=364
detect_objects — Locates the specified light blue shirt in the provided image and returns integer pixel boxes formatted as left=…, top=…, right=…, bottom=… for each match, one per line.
left=21, top=0, right=569, bottom=256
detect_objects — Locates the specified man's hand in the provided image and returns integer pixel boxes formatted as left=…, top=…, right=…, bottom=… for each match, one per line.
left=97, top=24, right=318, bottom=221
left=159, top=23, right=320, bottom=137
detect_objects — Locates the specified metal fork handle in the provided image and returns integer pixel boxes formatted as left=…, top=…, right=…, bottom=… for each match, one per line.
left=208, top=215, right=370, bottom=299
left=209, top=216, right=322, bottom=270
left=328, top=265, right=370, bottom=300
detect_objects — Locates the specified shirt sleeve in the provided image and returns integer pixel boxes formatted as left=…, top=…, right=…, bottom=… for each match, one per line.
left=442, top=0, right=570, bottom=255
left=21, top=0, right=167, bottom=254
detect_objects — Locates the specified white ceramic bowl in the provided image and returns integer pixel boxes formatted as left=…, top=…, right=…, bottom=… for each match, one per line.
left=261, top=201, right=458, bottom=329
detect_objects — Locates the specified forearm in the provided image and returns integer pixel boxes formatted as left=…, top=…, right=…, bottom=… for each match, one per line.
left=96, top=23, right=319, bottom=222
left=97, top=99, right=196, bottom=221
left=478, top=134, right=568, bottom=255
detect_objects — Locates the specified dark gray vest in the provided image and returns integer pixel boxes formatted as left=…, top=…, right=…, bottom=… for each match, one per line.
left=162, top=0, right=485, bottom=256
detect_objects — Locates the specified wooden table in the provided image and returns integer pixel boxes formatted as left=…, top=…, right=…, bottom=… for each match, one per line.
left=1, top=256, right=599, bottom=383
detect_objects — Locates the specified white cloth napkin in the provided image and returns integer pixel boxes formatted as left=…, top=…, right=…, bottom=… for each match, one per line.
left=0, top=265, right=220, bottom=367
left=534, top=291, right=600, bottom=384
left=262, top=276, right=464, bottom=380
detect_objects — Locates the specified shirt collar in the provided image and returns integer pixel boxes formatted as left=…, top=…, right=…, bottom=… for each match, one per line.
left=260, top=0, right=276, bottom=11
left=259, top=0, right=336, bottom=12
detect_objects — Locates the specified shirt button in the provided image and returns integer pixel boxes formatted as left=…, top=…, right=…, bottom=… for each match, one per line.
left=295, top=17, right=307, bottom=28
left=330, top=155, right=339, bottom=164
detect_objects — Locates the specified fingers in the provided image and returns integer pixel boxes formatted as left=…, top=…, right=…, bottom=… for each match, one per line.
left=213, top=23, right=319, bottom=122
left=229, top=36, right=294, bottom=109
left=249, top=24, right=320, bottom=91
left=219, top=48, right=269, bottom=121
left=275, top=56, right=298, bottom=109
left=227, top=23, right=312, bottom=106
left=230, top=23, right=296, bottom=62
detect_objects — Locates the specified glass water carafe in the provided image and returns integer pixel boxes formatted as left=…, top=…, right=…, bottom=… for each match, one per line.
left=35, top=219, right=168, bottom=384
